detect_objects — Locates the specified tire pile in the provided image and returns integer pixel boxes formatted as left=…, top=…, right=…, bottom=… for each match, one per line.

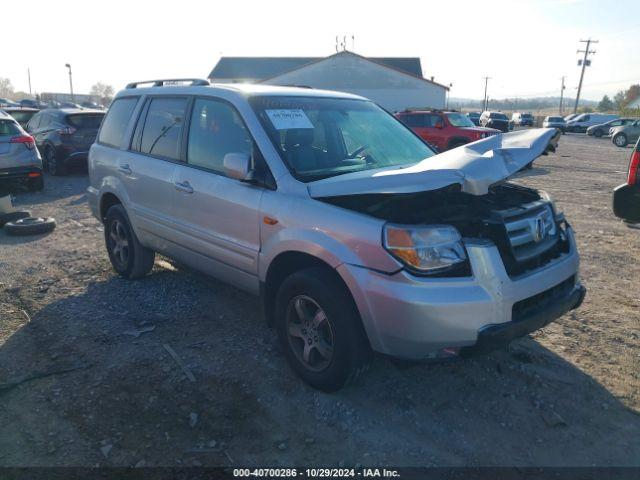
left=0, top=195, right=56, bottom=237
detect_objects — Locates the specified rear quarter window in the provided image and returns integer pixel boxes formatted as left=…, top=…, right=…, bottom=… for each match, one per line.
left=98, top=98, right=139, bottom=148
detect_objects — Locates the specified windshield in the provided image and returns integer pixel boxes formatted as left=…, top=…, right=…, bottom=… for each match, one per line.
left=7, top=110, right=36, bottom=124
left=490, top=112, right=508, bottom=120
left=250, top=96, right=435, bottom=182
left=547, top=117, right=563, bottom=122
left=522, top=114, right=533, bottom=119
left=446, top=113, right=475, bottom=127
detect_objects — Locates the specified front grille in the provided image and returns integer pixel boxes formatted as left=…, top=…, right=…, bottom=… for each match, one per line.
left=512, top=275, right=576, bottom=322
left=482, top=201, right=570, bottom=277
left=503, top=203, right=557, bottom=262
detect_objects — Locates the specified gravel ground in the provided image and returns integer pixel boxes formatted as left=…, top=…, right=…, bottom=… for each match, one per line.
left=0, top=133, right=638, bottom=467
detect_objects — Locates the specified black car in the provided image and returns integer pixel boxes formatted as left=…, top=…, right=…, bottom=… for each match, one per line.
left=25, top=108, right=105, bottom=175
left=479, top=111, right=510, bottom=132
left=1, top=107, right=39, bottom=128
left=613, top=138, right=640, bottom=224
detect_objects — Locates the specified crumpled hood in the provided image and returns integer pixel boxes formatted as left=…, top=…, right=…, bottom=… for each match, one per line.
left=308, top=128, right=560, bottom=198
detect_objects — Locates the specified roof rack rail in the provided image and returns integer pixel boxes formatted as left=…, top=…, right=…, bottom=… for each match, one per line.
left=125, top=78, right=210, bottom=89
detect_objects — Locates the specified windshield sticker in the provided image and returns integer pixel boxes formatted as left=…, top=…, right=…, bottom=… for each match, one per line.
left=266, top=109, right=314, bottom=130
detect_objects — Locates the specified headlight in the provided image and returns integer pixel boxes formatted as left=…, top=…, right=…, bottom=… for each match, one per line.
left=383, top=224, right=467, bottom=273
left=539, top=191, right=561, bottom=217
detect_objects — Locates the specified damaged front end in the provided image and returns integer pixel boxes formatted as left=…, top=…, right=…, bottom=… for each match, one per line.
left=323, top=182, right=572, bottom=277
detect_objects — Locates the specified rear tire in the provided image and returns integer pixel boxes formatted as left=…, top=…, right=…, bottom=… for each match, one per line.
left=613, top=133, right=628, bottom=148
left=104, top=204, right=155, bottom=279
left=45, top=146, right=66, bottom=176
left=274, top=267, right=372, bottom=392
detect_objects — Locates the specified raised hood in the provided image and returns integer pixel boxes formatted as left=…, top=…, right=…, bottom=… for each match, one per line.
left=308, top=128, right=560, bottom=198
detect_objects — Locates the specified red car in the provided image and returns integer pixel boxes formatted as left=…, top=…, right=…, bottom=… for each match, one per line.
left=395, top=110, right=501, bottom=152
left=613, top=137, right=640, bottom=223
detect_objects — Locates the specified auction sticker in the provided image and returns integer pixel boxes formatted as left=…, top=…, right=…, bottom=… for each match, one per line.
left=266, top=109, right=314, bottom=130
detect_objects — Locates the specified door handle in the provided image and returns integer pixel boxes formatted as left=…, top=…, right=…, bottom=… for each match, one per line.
left=174, top=180, right=194, bottom=194
left=118, top=164, right=132, bottom=175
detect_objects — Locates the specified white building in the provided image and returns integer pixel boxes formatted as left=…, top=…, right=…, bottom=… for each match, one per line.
left=208, top=51, right=448, bottom=112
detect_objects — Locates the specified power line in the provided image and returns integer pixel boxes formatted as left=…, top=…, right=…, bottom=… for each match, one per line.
left=574, top=38, right=598, bottom=114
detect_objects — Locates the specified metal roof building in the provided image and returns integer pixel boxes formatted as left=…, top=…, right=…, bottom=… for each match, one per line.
left=208, top=51, right=448, bottom=112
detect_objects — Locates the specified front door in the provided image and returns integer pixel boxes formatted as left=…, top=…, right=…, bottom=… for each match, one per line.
left=171, top=97, right=263, bottom=292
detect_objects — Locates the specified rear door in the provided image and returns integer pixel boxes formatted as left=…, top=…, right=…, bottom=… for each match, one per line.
left=171, top=96, right=263, bottom=290
left=125, top=96, right=188, bottom=246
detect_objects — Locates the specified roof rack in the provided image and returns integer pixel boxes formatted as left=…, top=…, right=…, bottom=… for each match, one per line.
left=125, top=78, right=210, bottom=89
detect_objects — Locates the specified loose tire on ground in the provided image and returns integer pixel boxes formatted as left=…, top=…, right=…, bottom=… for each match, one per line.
left=274, top=267, right=372, bottom=392
left=104, top=204, right=155, bottom=279
left=0, top=211, right=31, bottom=227
left=4, top=217, right=56, bottom=236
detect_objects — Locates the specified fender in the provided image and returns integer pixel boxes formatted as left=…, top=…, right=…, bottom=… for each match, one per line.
left=258, top=227, right=400, bottom=282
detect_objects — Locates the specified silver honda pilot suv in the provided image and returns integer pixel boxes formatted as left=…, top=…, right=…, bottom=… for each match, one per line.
left=88, top=79, right=585, bottom=391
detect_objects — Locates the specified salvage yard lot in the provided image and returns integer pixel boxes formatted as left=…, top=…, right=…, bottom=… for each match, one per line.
left=0, top=133, right=638, bottom=467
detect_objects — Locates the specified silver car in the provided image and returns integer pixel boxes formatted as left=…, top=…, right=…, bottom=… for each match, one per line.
left=0, top=110, right=43, bottom=191
left=543, top=116, right=566, bottom=132
left=88, top=79, right=585, bottom=391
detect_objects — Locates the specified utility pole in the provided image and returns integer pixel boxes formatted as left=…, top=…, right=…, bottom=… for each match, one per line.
left=559, top=76, right=566, bottom=114
left=573, top=39, right=598, bottom=114
left=482, top=76, right=491, bottom=111
left=27, top=68, right=32, bottom=95
left=65, top=63, right=74, bottom=102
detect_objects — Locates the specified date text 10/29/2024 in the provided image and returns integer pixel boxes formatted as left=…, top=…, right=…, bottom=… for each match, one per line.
left=233, top=468, right=400, bottom=478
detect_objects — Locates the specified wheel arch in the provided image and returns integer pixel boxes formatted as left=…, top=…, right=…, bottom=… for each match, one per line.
left=261, top=251, right=358, bottom=330
left=100, top=191, right=123, bottom=222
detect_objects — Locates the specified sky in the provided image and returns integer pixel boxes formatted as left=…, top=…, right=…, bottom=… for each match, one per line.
left=3, top=0, right=639, bottom=101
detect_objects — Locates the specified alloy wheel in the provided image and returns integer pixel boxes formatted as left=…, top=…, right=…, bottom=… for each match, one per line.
left=108, top=219, right=130, bottom=268
left=286, top=295, right=334, bottom=372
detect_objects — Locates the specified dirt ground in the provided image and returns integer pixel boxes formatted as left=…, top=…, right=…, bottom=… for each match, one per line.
left=0, top=133, right=638, bottom=468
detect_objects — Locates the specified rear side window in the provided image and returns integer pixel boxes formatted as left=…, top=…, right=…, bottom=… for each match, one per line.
left=98, top=98, right=139, bottom=148
left=0, top=120, right=20, bottom=135
left=400, top=114, right=425, bottom=128
left=66, top=113, right=105, bottom=129
left=139, top=97, right=188, bottom=160
left=187, top=98, right=252, bottom=174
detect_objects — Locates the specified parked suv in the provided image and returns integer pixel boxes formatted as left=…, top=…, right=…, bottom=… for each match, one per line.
left=613, top=138, right=640, bottom=223
left=395, top=110, right=500, bottom=151
left=88, top=80, right=584, bottom=391
left=0, top=111, right=43, bottom=191
left=479, top=111, right=510, bottom=132
left=26, top=108, right=105, bottom=175
left=511, top=112, right=534, bottom=127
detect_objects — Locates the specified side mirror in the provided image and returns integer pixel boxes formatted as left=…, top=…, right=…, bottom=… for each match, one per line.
left=223, top=152, right=252, bottom=181
left=434, top=121, right=444, bottom=129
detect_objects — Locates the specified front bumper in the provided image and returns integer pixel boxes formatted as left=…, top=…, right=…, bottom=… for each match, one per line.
left=613, top=183, right=640, bottom=223
left=338, top=228, right=583, bottom=360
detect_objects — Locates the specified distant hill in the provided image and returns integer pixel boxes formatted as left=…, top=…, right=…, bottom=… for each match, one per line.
left=450, top=96, right=598, bottom=112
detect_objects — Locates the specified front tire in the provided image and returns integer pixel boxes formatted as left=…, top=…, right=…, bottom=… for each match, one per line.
left=613, top=133, right=628, bottom=148
left=104, top=204, right=155, bottom=279
left=274, top=267, right=371, bottom=392
left=593, top=129, right=603, bottom=138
